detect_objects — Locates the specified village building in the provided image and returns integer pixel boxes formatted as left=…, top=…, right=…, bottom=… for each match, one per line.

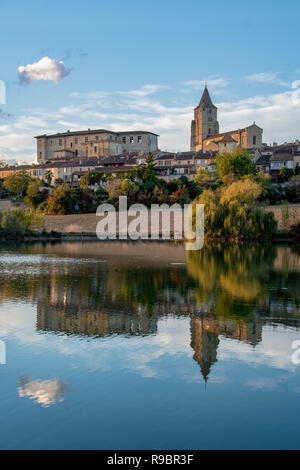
left=190, top=86, right=263, bottom=152
left=35, top=129, right=159, bottom=163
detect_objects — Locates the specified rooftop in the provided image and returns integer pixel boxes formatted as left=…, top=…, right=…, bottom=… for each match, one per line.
left=195, top=86, right=217, bottom=110
left=35, top=129, right=159, bottom=139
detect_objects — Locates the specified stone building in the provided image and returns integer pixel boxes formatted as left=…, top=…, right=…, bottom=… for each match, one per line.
left=191, top=86, right=219, bottom=152
left=35, top=129, right=159, bottom=163
left=191, top=86, right=263, bottom=152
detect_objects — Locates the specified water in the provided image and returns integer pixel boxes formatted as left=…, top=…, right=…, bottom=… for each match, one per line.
left=0, top=241, right=300, bottom=450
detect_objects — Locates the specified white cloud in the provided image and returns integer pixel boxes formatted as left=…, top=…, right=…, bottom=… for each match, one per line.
left=245, top=72, right=289, bottom=87
left=18, top=376, right=68, bottom=407
left=70, top=91, right=110, bottom=99
left=245, top=72, right=278, bottom=83
left=217, top=87, right=300, bottom=143
left=291, top=80, right=300, bottom=89
left=4, top=77, right=300, bottom=162
left=182, top=78, right=229, bottom=90
left=18, top=57, right=70, bottom=84
left=118, top=84, right=169, bottom=98
left=0, top=132, right=34, bottom=152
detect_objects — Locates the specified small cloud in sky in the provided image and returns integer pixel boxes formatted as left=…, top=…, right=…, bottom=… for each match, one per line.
left=0, top=80, right=6, bottom=104
left=18, top=57, right=70, bottom=84
left=291, top=80, right=300, bottom=89
left=245, top=72, right=278, bottom=83
left=70, top=91, right=110, bottom=99
left=245, top=72, right=288, bottom=86
left=182, top=78, right=229, bottom=90
left=118, top=84, right=170, bottom=98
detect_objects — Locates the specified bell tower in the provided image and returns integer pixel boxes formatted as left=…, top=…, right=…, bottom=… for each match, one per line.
left=190, top=86, right=219, bottom=151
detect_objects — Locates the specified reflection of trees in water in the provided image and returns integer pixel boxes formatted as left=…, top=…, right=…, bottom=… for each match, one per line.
left=186, top=244, right=278, bottom=319
left=1, top=243, right=300, bottom=382
left=186, top=244, right=300, bottom=381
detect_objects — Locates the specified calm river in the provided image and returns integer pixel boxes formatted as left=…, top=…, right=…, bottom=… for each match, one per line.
left=0, top=241, right=299, bottom=449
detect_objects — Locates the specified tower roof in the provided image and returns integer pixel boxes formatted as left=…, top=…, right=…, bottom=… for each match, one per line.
left=197, top=86, right=216, bottom=109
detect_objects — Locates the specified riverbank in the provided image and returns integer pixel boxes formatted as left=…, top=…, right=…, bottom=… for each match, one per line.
left=43, top=205, right=300, bottom=234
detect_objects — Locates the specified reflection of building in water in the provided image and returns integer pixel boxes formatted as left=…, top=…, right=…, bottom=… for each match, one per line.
left=37, top=303, right=158, bottom=337
left=191, top=317, right=219, bottom=382
left=190, top=313, right=263, bottom=381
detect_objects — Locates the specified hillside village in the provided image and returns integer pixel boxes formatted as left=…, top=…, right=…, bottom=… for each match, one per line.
left=0, top=86, right=299, bottom=241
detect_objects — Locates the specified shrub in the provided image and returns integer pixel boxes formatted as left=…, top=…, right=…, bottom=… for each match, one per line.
left=24, top=181, right=49, bottom=209
left=195, top=178, right=277, bottom=239
left=285, top=177, right=300, bottom=203
left=0, top=209, right=44, bottom=239
left=278, top=167, right=294, bottom=183
left=216, top=148, right=257, bottom=179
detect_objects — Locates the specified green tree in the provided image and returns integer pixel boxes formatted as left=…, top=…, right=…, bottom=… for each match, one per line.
left=24, top=181, right=48, bottom=209
left=195, top=178, right=277, bottom=239
left=3, top=171, right=35, bottom=198
left=278, top=167, right=294, bottom=183
left=140, top=153, right=157, bottom=184
left=42, top=184, right=74, bottom=215
left=216, top=148, right=257, bottom=180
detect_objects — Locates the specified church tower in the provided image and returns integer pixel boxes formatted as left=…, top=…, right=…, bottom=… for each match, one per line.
left=190, top=86, right=219, bottom=151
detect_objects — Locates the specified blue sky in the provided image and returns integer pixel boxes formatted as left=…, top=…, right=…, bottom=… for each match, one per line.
left=1, top=0, right=300, bottom=162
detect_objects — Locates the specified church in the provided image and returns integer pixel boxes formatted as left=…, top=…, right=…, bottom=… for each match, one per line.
left=190, top=86, right=263, bottom=152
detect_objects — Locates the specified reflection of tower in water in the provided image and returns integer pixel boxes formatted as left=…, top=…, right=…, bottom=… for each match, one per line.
left=190, top=314, right=263, bottom=382
left=190, top=316, right=219, bottom=382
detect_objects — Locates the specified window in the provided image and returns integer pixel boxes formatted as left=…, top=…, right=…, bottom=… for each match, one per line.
left=94, top=146, right=97, bottom=153
left=208, top=128, right=211, bottom=135
left=122, top=136, right=126, bottom=144
left=75, top=137, right=78, bottom=144
left=253, top=136, right=257, bottom=145
left=138, top=136, right=142, bottom=144
left=85, top=137, right=88, bottom=142
left=96, top=136, right=99, bottom=141
left=39, top=152, right=42, bottom=157
left=130, top=136, right=134, bottom=144
left=59, top=139, right=62, bottom=146
left=70, top=142, right=73, bottom=148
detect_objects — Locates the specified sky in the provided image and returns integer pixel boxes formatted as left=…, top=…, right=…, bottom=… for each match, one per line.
left=1, top=0, right=300, bottom=163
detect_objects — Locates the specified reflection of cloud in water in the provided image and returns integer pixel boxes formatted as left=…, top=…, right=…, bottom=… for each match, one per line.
left=18, top=376, right=68, bottom=407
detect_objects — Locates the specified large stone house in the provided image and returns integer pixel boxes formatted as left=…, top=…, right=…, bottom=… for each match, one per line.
left=35, top=129, right=159, bottom=163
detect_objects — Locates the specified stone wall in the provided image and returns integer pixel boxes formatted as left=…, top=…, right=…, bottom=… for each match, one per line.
left=0, top=200, right=28, bottom=211
left=264, top=204, right=300, bottom=230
